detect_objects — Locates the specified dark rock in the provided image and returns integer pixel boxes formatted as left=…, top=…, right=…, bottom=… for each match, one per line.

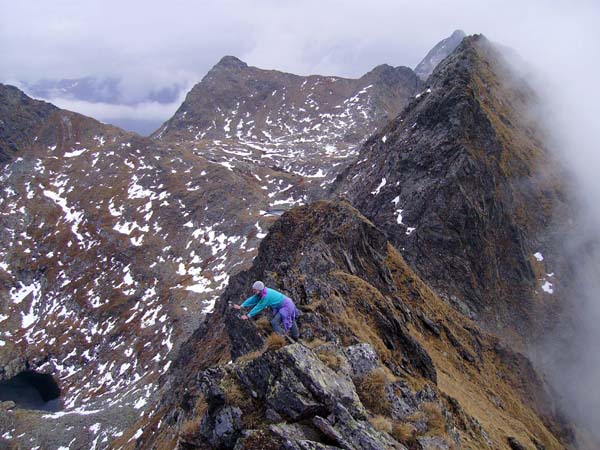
left=333, top=34, right=571, bottom=341
left=276, top=344, right=366, bottom=419
left=265, top=407, right=283, bottom=423
left=232, top=343, right=365, bottom=423
left=388, top=381, right=419, bottom=420
left=507, top=436, right=527, bottom=450
left=267, top=374, right=324, bottom=421
left=269, top=422, right=322, bottom=442
left=200, top=405, right=243, bottom=448
left=417, top=384, right=438, bottom=403
left=0, top=84, right=57, bottom=164
left=442, top=325, right=476, bottom=364
left=419, top=313, right=441, bottom=336
left=395, top=323, right=437, bottom=383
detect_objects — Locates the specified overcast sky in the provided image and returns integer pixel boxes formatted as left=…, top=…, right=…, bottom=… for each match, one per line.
left=1, top=0, right=598, bottom=127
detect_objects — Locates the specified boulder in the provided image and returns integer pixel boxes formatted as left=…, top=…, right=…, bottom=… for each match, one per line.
left=237, top=343, right=365, bottom=420
left=343, top=343, right=381, bottom=379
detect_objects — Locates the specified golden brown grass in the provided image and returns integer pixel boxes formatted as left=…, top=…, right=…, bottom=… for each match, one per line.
left=357, top=368, right=391, bottom=415
left=391, top=422, right=417, bottom=444
left=305, top=338, right=326, bottom=349
left=300, top=299, right=325, bottom=312
left=264, top=333, right=287, bottom=352
left=370, top=415, right=392, bottom=434
left=236, top=350, right=263, bottom=364
left=193, top=394, right=208, bottom=416
left=325, top=274, right=393, bottom=362
left=220, top=374, right=263, bottom=428
left=179, top=416, right=202, bottom=442
left=422, top=402, right=446, bottom=434
left=317, top=350, right=342, bottom=370
left=256, top=316, right=272, bottom=333
left=221, top=375, right=249, bottom=408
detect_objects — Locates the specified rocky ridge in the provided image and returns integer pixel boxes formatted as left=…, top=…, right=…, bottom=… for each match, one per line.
left=145, top=201, right=571, bottom=450
left=0, top=85, right=57, bottom=164
left=414, top=30, right=467, bottom=81
left=333, top=35, right=571, bottom=341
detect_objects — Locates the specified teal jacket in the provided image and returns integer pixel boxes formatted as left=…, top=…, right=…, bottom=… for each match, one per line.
left=242, top=288, right=287, bottom=318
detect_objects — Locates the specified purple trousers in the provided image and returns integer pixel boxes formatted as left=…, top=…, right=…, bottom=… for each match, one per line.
left=271, top=297, right=299, bottom=339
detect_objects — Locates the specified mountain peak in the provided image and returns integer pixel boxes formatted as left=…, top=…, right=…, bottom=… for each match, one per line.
left=213, top=55, right=248, bottom=71
left=450, top=28, right=467, bottom=39
left=414, top=29, right=467, bottom=81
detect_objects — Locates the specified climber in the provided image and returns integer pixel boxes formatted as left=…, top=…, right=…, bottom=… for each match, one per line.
left=233, top=281, right=299, bottom=340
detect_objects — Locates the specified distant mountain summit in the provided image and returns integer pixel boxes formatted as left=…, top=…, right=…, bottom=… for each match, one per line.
left=414, top=29, right=466, bottom=81
left=150, top=56, right=422, bottom=201
left=153, top=56, right=421, bottom=145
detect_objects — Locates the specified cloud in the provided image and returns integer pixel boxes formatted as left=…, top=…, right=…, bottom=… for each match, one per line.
left=40, top=90, right=190, bottom=135
left=46, top=96, right=182, bottom=122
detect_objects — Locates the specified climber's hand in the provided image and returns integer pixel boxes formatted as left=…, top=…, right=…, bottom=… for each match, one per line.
left=233, top=304, right=242, bottom=310
left=241, top=314, right=249, bottom=320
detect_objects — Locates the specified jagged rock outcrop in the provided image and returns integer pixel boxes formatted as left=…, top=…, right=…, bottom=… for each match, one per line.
left=333, top=35, right=571, bottom=340
left=148, top=200, right=571, bottom=450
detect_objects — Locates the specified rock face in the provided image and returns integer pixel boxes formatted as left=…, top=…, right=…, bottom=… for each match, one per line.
left=414, top=30, right=466, bottom=81
left=333, top=35, right=571, bottom=340
left=149, top=201, right=571, bottom=450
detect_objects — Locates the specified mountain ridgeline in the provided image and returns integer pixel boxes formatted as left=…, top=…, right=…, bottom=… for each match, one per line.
left=0, top=32, right=590, bottom=449
left=333, top=35, right=571, bottom=342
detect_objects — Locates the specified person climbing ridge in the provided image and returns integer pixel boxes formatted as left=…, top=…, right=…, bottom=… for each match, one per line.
left=233, top=281, right=299, bottom=340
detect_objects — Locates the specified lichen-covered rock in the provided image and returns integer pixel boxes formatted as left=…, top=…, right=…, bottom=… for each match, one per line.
left=199, top=405, right=243, bottom=448
left=237, top=343, right=365, bottom=421
left=314, top=403, right=407, bottom=450
left=417, top=436, right=453, bottom=450
left=343, top=343, right=381, bottom=379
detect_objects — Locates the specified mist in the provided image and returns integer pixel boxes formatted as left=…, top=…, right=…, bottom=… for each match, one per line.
left=523, top=24, right=600, bottom=443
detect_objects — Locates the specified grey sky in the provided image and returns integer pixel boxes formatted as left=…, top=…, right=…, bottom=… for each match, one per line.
left=2, top=0, right=599, bottom=136
left=1, top=1, right=597, bottom=96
